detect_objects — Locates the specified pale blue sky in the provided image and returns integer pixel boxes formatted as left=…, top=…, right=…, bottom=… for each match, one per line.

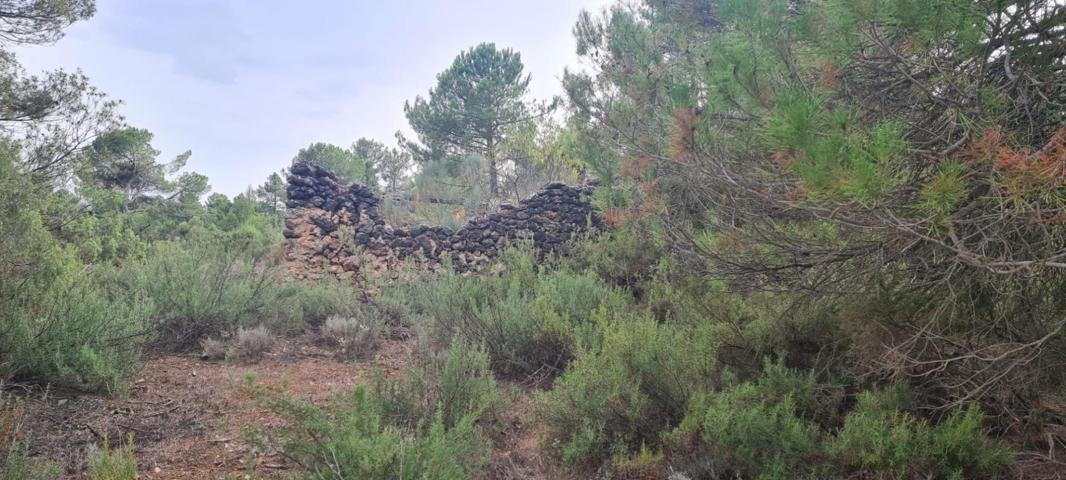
left=15, top=0, right=612, bottom=195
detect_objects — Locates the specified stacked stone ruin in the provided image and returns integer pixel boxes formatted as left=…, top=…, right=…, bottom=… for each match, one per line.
left=283, top=162, right=601, bottom=279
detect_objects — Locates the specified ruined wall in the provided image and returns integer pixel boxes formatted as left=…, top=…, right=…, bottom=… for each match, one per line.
left=283, top=162, right=601, bottom=279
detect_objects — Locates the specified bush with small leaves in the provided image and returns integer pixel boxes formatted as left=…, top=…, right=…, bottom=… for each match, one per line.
left=122, top=238, right=363, bottom=350
left=539, top=312, right=720, bottom=468
left=675, top=383, right=820, bottom=479
left=254, top=340, right=498, bottom=479
left=828, top=386, right=1013, bottom=479
left=0, top=441, right=61, bottom=480
left=322, top=313, right=383, bottom=360
left=2, top=268, right=149, bottom=392
left=88, top=434, right=136, bottom=480
left=610, top=443, right=666, bottom=480
left=199, top=338, right=228, bottom=361
left=231, top=326, right=273, bottom=362
left=0, top=391, right=58, bottom=479
left=370, top=339, right=502, bottom=431
left=380, top=246, right=630, bottom=378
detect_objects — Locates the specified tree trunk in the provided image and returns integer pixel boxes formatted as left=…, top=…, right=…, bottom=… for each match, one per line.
left=487, top=136, right=498, bottom=198
left=271, top=191, right=279, bottom=228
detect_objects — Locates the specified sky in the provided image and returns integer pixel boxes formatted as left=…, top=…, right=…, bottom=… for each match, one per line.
left=14, top=0, right=613, bottom=196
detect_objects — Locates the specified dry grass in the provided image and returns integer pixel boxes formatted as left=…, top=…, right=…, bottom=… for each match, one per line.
left=199, top=338, right=228, bottom=361
left=0, top=389, right=24, bottom=452
left=231, top=326, right=274, bottom=362
left=322, top=316, right=381, bottom=360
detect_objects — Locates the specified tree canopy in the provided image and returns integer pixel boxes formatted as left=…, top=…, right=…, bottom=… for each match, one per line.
left=352, top=137, right=411, bottom=193
left=79, top=127, right=191, bottom=208
left=404, top=42, right=538, bottom=198
left=291, top=142, right=368, bottom=186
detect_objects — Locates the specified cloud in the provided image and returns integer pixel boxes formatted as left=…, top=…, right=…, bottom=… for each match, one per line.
left=101, top=0, right=248, bottom=84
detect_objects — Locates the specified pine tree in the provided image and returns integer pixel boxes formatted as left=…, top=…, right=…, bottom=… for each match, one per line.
left=292, top=142, right=367, bottom=185
left=255, top=171, right=286, bottom=226
left=80, top=127, right=191, bottom=211
left=404, top=43, right=542, bottom=198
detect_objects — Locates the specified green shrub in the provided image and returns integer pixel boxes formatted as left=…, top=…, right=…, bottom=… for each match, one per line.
left=828, top=387, right=1013, bottom=479
left=677, top=383, right=820, bottom=479
left=371, top=339, right=502, bottom=430
left=0, top=391, right=56, bottom=479
left=0, top=442, right=60, bottom=480
left=255, top=340, right=498, bottom=479
left=826, top=385, right=923, bottom=475
left=123, top=240, right=273, bottom=347
left=270, top=386, right=490, bottom=480
left=122, top=238, right=360, bottom=349
left=566, top=228, right=666, bottom=295
left=0, top=158, right=150, bottom=391
left=539, top=313, right=720, bottom=467
left=88, top=434, right=137, bottom=480
left=379, top=246, right=630, bottom=377
left=610, top=443, right=665, bottom=479
left=320, top=300, right=394, bottom=359
left=929, top=405, right=1014, bottom=477
left=267, top=276, right=364, bottom=331
left=1, top=263, right=149, bottom=391
left=431, top=339, right=502, bottom=428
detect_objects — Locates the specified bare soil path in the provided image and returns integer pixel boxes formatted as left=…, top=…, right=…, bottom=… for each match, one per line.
left=22, top=337, right=414, bottom=480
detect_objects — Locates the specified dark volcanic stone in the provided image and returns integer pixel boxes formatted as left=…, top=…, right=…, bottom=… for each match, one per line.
left=284, top=162, right=601, bottom=273
left=291, top=163, right=312, bottom=175
left=311, top=216, right=337, bottom=233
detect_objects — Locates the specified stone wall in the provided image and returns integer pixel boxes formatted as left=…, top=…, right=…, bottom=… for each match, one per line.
left=282, top=162, right=601, bottom=279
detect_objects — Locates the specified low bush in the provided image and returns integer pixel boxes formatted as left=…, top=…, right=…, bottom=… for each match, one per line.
left=1, top=260, right=149, bottom=391
left=538, top=319, right=1013, bottom=480
left=675, top=383, right=820, bottom=479
left=0, top=441, right=60, bottom=480
left=0, top=391, right=56, bottom=480
left=610, top=443, right=666, bottom=480
left=322, top=310, right=385, bottom=360
left=122, top=238, right=360, bottom=350
left=828, top=387, right=1014, bottom=479
left=1, top=157, right=148, bottom=392
left=368, top=339, right=502, bottom=431
left=421, top=339, right=501, bottom=428
left=264, top=387, right=489, bottom=480
left=539, top=313, right=720, bottom=468
left=264, top=276, right=363, bottom=331
left=122, top=240, right=274, bottom=348
left=379, top=246, right=630, bottom=377
left=86, top=433, right=136, bottom=480
left=88, top=434, right=137, bottom=480
left=199, top=338, right=228, bottom=361
left=254, top=340, right=498, bottom=479
left=670, top=379, right=1013, bottom=479
left=231, top=325, right=274, bottom=361
left=566, top=228, right=666, bottom=296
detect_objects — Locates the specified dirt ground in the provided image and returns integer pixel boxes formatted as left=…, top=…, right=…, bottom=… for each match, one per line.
left=19, top=337, right=416, bottom=480
left=17, top=334, right=558, bottom=480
